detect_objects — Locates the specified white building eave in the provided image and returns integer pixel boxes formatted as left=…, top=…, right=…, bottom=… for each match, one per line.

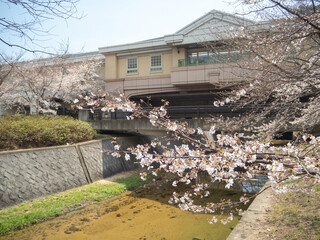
left=99, top=37, right=169, bottom=54
left=0, top=51, right=105, bottom=71
left=175, top=9, right=255, bottom=35
left=63, top=51, right=105, bottom=62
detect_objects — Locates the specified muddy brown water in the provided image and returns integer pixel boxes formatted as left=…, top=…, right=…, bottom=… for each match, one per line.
left=1, top=180, right=249, bottom=240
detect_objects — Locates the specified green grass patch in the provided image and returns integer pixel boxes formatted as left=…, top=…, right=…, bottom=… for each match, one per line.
left=115, top=174, right=152, bottom=189
left=0, top=173, right=150, bottom=235
left=269, top=188, right=320, bottom=240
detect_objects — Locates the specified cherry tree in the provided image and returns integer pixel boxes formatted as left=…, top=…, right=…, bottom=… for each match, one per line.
left=78, top=92, right=320, bottom=224
left=0, top=59, right=15, bottom=97
left=0, top=0, right=86, bottom=113
left=0, top=56, right=103, bottom=114
left=213, top=0, right=320, bottom=135
left=75, top=0, right=320, bottom=224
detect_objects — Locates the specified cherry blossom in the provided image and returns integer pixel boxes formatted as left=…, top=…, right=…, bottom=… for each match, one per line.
left=1, top=56, right=103, bottom=114
left=81, top=92, right=320, bottom=224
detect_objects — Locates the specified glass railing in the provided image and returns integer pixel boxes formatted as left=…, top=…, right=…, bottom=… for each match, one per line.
left=178, top=51, right=250, bottom=67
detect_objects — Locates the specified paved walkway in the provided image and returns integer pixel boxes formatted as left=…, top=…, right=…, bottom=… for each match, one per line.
left=227, top=184, right=275, bottom=240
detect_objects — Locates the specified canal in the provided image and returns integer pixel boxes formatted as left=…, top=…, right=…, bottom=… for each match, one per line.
left=1, top=176, right=252, bottom=240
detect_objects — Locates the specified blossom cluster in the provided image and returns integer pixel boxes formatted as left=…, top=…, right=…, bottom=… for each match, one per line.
left=1, top=57, right=103, bottom=114
left=212, top=0, right=320, bottom=135
left=80, top=91, right=320, bottom=224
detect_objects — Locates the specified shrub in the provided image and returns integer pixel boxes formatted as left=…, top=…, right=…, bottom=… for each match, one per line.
left=0, top=115, right=96, bottom=151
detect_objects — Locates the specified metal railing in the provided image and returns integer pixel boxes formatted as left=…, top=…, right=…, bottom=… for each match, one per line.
left=89, top=104, right=267, bottom=121
left=149, top=104, right=265, bottom=119
left=57, top=107, right=78, bottom=119
left=178, top=52, right=250, bottom=67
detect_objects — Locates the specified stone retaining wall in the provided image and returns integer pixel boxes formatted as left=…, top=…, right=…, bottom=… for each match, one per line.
left=0, top=136, right=144, bottom=209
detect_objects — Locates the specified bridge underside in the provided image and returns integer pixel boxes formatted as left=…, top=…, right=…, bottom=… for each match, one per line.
left=87, top=90, right=257, bottom=122
left=130, top=90, right=221, bottom=107
left=85, top=91, right=295, bottom=137
left=129, top=91, right=248, bottom=119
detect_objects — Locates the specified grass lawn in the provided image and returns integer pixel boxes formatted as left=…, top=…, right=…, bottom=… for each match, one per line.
left=269, top=186, right=320, bottom=240
left=0, top=173, right=150, bottom=235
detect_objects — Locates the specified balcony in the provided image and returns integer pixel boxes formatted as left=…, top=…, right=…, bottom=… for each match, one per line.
left=178, top=51, right=250, bottom=67
left=172, top=50, right=249, bottom=87
left=171, top=63, right=242, bottom=87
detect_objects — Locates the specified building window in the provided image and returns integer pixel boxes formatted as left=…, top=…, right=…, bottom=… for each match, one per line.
left=185, top=49, right=243, bottom=66
left=127, top=57, right=138, bottom=74
left=150, top=55, right=162, bottom=72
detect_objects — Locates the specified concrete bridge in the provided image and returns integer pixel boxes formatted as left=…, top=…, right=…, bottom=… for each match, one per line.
left=80, top=104, right=296, bottom=139
left=80, top=104, right=266, bottom=133
left=79, top=105, right=263, bottom=133
left=88, top=118, right=212, bottom=133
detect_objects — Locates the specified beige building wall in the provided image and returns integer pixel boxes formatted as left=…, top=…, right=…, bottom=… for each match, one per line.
left=105, top=54, right=117, bottom=79
left=104, top=48, right=188, bottom=80
left=117, top=52, right=173, bottom=79
left=172, top=47, right=186, bottom=67
left=117, top=57, right=126, bottom=78
left=162, top=53, right=173, bottom=75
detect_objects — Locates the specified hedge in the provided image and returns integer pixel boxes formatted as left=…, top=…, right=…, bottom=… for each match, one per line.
left=0, top=115, right=96, bottom=151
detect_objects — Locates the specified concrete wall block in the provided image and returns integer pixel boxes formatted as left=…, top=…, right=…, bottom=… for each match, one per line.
left=0, top=135, right=146, bottom=209
left=0, top=147, right=87, bottom=209
left=79, top=141, right=104, bottom=182
left=101, top=140, right=124, bottom=178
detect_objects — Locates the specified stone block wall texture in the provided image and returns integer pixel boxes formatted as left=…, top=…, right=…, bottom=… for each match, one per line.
left=78, top=136, right=143, bottom=182
left=0, top=136, right=144, bottom=209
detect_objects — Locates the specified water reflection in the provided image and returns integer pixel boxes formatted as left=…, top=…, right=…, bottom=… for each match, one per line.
left=240, top=175, right=269, bottom=193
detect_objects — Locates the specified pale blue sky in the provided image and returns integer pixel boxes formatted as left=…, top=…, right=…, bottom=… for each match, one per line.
left=0, top=0, right=244, bottom=59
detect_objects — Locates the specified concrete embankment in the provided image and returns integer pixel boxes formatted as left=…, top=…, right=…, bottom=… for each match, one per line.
left=0, top=136, right=145, bottom=209
left=227, top=183, right=274, bottom=240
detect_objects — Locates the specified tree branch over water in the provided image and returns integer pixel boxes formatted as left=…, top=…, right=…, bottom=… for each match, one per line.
left=77, top=91, right=320, bottom=224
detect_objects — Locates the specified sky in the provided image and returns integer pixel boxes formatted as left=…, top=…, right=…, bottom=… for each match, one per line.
left=0, top=0, right=246, bottom=60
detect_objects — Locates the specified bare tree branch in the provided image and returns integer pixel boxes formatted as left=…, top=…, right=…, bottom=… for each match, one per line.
left=0, top=0, right=82, bottom=54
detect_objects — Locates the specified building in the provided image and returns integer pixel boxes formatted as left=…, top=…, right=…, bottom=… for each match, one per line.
left=1, top=10, right=259, bottom=120
left=98, top=9, right=255, bottom=111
